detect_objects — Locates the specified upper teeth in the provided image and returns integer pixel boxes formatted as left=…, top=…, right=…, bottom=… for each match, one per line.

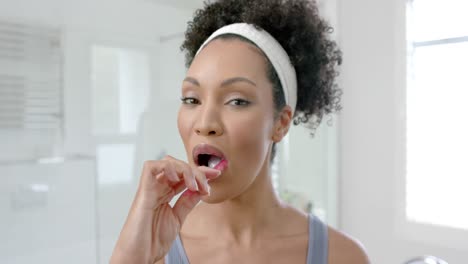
left=208, top=156, right=222, bottom=169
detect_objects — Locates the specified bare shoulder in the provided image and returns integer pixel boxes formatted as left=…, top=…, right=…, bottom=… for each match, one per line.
left=327, top=226, right=370, bottom=264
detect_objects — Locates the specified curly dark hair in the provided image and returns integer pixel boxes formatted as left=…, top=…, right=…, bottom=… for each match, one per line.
left=180, top=0, right=342, bottom=161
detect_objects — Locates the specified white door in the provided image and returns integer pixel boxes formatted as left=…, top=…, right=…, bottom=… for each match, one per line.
left=339, top=0, right=468, bottom=263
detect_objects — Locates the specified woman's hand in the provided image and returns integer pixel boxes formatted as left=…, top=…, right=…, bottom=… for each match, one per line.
left=110, top=155, right=221, bottom=264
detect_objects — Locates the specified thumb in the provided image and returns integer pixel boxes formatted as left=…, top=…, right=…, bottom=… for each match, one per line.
left=198, top=166, right=222, bottom=180
left=172, top=189, right=201, bottom=226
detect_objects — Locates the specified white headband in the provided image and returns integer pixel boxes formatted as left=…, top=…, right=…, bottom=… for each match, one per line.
left=195, top=23, right=297, bottom=115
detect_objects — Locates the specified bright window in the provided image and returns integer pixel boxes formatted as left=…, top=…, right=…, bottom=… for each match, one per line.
left=406, top=0, right=468, bottom=230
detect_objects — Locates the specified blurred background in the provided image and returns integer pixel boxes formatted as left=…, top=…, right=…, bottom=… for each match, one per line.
left=0, top=0, right=466, bottom=263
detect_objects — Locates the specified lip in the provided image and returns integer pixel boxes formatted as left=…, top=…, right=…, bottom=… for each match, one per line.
left=192, top=143, right=227, bottom=166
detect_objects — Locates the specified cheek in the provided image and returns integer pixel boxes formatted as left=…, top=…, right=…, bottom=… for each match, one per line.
left=177, top=109, right=191, bottom=145
left=230, top=113, right=272, bottom=171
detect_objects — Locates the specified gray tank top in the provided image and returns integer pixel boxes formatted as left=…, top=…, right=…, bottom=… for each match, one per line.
left=165, top=214, right=328, bottom=264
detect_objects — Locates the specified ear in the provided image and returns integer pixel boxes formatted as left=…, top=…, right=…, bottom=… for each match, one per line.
left=272, top=106, right=293, bottom=142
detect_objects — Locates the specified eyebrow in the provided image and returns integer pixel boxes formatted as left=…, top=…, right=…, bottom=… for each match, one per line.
left=183, top=76, right=257, bottom=87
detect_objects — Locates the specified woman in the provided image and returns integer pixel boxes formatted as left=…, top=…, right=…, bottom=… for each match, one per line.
left=111, top=0, right=369, bottom=263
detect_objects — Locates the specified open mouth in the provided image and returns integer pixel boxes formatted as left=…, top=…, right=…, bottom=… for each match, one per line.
left=193, top=144, right=228, bottom=170
left=197, top=154, right=223, bottom=168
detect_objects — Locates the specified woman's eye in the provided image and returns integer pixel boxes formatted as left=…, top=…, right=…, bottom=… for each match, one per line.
left=228, top=99, right=251, bottom=106
left=180, top=97, right=199, bottom=105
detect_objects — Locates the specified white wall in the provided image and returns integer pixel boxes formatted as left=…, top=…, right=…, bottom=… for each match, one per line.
left=338, top=0, right=401, bottom=260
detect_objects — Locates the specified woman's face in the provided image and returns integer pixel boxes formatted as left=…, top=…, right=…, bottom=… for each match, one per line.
left=177, top=38, right=283, bottom=203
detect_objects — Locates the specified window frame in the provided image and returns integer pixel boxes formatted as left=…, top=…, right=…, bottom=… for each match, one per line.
left=394, top=0, right=468, bottom=249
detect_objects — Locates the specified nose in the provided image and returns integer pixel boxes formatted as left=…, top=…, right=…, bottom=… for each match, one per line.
left=194, top=104, right=223, bottom=137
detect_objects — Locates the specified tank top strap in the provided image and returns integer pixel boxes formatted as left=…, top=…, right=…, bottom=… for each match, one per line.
left=306, top=214, right=329, bottom=264
left=165, top=235, right=190, bottom=264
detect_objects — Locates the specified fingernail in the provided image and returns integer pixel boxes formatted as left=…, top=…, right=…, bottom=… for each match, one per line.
left=207, top=184, right=211, bottom=195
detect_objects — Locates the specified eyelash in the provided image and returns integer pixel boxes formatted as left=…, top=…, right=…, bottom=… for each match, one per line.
left=229, top=99, right=251, bottom=106
left=180, top=97, right=200, bottom=105
left=180, top=97, right=251, bottom=107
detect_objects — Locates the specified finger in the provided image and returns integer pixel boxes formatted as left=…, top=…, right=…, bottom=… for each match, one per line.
left=143, top=160, right=178, bottom=184
left=158, top=156, right=184, bottom=183
left=172, top=189, right=202, bottom=226
left=198, top=166, right=222, bottom=180
left=154, top=162, right=179, bottom=185
left=191, top=167, right=209, bottom=195
left=182, top=166, right=198, bottom=192
left=155, top=172, right=165, bottom=183
left=162, top=154, right=176, bottom=161
left=167, top=158, right=199, bottom=192
left=171, top=162, right=198, bottom=192
left=172, top=181, right=188, bottom=196
left=164, top=161, right=181, bottom=183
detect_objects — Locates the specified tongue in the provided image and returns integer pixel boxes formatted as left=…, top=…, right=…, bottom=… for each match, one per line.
left=208, top=156, right=222, bottom=169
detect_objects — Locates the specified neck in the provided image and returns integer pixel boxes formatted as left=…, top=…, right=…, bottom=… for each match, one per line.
left=190, top=162, right=285, bottom=245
